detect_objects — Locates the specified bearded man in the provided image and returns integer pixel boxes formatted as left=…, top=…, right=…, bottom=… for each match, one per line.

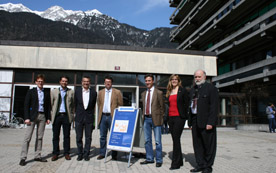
left=188, top=69, right=219, bottom=173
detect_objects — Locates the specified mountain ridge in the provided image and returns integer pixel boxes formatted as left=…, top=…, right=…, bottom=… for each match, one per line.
left=0, top=3, right=178, bottom=49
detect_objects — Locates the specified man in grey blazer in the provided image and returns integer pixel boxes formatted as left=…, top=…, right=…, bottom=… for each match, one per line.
left=140, top=74, right=165, bottom=167
left=51, top=76, right=74, bottom=161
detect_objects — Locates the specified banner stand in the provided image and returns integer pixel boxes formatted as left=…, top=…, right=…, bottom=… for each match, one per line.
left=104, top=107, right=139, bottom=168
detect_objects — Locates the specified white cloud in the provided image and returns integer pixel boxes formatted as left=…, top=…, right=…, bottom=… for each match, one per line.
left=137, top=0, right=168, bottom=14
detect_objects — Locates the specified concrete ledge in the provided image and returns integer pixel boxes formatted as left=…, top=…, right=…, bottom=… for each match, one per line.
left=236, top=124, right=269, bottom=132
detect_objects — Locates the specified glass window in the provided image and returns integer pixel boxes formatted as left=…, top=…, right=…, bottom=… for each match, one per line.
left=156, top=74, right=170, bottom=87
left=97, top=73, right=136, bottom=85
left=179, top=75, right=193, bottom=88
left=14, top=70, right=33, bottom=83
left=34, top=70, right=75, bottom=84
left=138, top=74, right=146, bottom=86
left=76, top=72, right=96, bottom=84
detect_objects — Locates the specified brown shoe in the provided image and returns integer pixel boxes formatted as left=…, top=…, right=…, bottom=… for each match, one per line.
left=51, top=155, right=58, bottom=161
left=65, top=154, right=71, bottom=160
left=97, top=155, right=105, bottom=160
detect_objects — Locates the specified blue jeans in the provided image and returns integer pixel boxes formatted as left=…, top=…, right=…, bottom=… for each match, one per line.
left=268, top=118, right=276, bottom=132
left=99, top=115, right=117, bottom=157
left=143, top=116, right=162, bottom=163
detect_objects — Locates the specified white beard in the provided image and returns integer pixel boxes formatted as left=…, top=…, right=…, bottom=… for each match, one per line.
left=195, top=79, right=205, bottom=86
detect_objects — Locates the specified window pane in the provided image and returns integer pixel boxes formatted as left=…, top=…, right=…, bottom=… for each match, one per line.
left=156, top=75, right=170, bottom=87
left=179, top=75, right=193, bottom=88
left=14, top=70, right=33, bottom=83
left=97, top=73, right=136, bottom=85
left=138, top=75, right=146, bottom=86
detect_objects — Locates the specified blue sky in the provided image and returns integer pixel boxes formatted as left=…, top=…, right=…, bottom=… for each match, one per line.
left=1, top=0, right=175, bottom=31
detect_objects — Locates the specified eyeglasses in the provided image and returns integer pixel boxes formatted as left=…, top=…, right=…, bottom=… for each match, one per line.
left=171, top=78, right=178, bottom=81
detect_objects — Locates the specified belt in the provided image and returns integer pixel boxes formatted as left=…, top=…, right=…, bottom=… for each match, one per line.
left=38, top=112, right=44, bottom=114
left=145, top=114, right=152, bottom=118
left=102, top=113, right=111, bottom=116
left=58, top=113, right=67, bottom=116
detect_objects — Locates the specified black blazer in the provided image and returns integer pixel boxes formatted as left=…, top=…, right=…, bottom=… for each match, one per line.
left=74, top=87, right=97, bottom=123
left=24, top=87, right=51, bottom=121
left=167, top=87, right=189, bottom=119
left=188, top=82, right=219, bottom=128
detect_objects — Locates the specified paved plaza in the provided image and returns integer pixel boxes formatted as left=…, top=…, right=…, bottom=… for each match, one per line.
left=0, top=127, right=275, bottom=173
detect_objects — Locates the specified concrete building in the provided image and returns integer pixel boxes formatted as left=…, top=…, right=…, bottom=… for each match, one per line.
left=169, top=0, right=276, bottom=125
left=0, top=40, right=216, bottom=128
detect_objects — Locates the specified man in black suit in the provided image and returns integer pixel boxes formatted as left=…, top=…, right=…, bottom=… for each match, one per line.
left=19, top=74, right=51, bottom=166
left=189, top=70, right=219, bottom=173
left=74, top=76, right=97, bottom=161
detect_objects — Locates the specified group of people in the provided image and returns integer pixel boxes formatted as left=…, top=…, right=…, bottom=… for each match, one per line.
left=19, top=75, right=122, bottom=166
left=19, top=69, right=219, bottom=173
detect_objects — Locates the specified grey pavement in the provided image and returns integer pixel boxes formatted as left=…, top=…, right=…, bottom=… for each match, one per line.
left=0, top=127, right=276, bottom=173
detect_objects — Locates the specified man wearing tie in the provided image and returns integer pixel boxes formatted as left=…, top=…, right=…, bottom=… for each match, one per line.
left=140, top=74, right=165, bottom=168
left=189, top=70, right=218, bottom=173
left=51, top=76, right=74, bottom=161
left=74, top=76, right=97, bottom=161
left=19, top=74, right=51, bottom=166
left=97, top=76, right=123, bottom=160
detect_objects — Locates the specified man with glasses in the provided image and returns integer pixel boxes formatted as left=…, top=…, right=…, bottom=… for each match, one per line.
left=19, top=74, right=51, bottom=166
left=74, top=76, right=97, bottom=161
left=97, top=76, right=123, bottom=160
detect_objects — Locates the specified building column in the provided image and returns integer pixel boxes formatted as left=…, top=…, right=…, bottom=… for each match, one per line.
left=221, top=98, right=226, bottom=126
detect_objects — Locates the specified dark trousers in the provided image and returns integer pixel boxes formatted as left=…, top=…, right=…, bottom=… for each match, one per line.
left=268, top=118, right=276, bottom=132
left=75, top=121, right=93, bottom=157
left=192, top=116, right=216, bottom=169
left=168, top=116, right=186, bottom=168
left=52, top=114, right=71, bottom=155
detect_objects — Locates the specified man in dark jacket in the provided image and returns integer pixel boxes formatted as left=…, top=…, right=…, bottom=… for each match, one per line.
left=19, top=74, right=51, bottom=166
left=189, top=70, right=219, bottom=173
left=74, top=76, right=97, bottom=161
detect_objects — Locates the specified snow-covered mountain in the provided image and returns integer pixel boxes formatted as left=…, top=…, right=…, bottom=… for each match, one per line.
left=0, top=3, right=103, bottom=25
left=0, top=3, right=177, bottom=48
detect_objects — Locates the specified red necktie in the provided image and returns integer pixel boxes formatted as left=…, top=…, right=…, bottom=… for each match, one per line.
left=146, top=90, right=151, bottom=115
left=192, top=99, right=197, bottom=109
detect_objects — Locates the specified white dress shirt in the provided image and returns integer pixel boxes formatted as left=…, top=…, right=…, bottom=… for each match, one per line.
left=103, top=88, right=112, bottom=113
left=82, top=88, right=90, bottom=110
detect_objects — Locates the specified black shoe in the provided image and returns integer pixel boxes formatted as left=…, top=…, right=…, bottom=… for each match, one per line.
left=34, top=158, right=47, bottom=162
left=202, top=168, right=212, bottom=173
left=19, top=159, right=26, bottom=166
left=140, top=160, right=154, bottom=164
left=77, top=155, right=83, bottom=161
left=84, top=156, right=90, bottom=161
left=156, top=163, right=162, bottom=167
left=169, top=167, right=180, bottom=170
left=190, top=168, right=204, bottom=172
left=97, top=155, right=105, bottom=160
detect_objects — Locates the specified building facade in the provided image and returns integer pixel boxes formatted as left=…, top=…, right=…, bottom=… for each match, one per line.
left=0, top=40, right=216, bottom=128
left=169, top=0, right=276, bottom=125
